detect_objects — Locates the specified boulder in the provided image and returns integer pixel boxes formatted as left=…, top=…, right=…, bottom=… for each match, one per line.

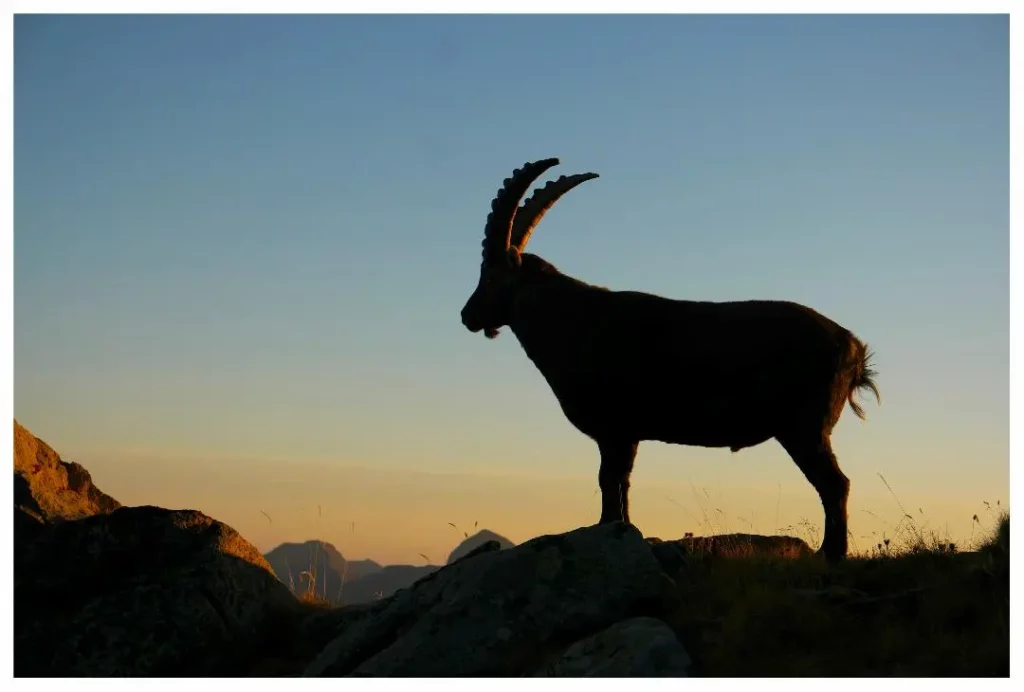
left=15, top=505, right=300, bottom=676
left=533, top=616, right=692, bottom=677
left=304, top=521, right=679, bottom=677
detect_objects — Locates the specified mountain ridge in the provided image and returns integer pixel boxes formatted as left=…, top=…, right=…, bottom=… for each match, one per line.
left=265, top=529, right=516, bottom=604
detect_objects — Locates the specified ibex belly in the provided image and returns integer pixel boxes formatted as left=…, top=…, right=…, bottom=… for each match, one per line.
left=548, top=365, right=781, bottom=450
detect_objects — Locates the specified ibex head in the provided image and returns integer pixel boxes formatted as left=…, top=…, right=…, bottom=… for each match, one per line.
left=460, top=158, right=598, bottom=338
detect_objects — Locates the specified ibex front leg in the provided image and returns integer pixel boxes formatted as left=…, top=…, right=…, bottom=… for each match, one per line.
left=597, top=440, right=638, bottom=524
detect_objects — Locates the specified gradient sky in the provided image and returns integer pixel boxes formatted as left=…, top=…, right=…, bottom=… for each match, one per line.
left=14, top=14, right=1008, bottom=564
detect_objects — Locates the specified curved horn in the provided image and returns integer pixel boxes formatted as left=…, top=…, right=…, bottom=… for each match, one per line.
left=510, top=173, right=599, bottom=252
left=481, top=158, right=560, bottom=263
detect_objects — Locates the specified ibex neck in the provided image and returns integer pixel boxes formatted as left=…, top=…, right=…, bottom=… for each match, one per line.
left=507, top=259, right=607, bottom=371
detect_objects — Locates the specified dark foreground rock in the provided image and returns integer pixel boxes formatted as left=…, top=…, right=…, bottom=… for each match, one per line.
left=303, top=522, right=685, bottom=677
left=14, top=504, right=301, bottom=676
left=532, top=616, right=692, bottom=677
left=13, top=421, right=305, bottom=676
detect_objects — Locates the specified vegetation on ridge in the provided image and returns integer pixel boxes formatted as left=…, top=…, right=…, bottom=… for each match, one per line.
left=661, top=509, right=1009, bottom=676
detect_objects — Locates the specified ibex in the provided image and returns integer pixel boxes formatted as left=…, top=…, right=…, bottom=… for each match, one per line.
left=460, top=158, right=880, bottom=561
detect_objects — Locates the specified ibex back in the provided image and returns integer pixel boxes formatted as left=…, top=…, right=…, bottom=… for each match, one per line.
left=460, top=158, right=880, bottom=561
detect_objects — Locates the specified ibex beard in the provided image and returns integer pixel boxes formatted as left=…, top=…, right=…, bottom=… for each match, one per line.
left=460, top=157, right=880, bottom=562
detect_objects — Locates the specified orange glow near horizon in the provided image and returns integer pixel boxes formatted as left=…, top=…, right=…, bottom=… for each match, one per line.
left=62, top=445, right=1006, bottom=566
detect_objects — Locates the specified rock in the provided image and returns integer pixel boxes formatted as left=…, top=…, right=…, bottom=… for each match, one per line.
left=15, top=505, right=301, bottom=676
left=14, top=420, right=120, bottom=524
left=647, top=533, right=812, bottom=573
left=304, top=521, right=679, bottom=677
left=533, top=617, right=692, bottom=677
left=299, top=600, right=381, bottom=653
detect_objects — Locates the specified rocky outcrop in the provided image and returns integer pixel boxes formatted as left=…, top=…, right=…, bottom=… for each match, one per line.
left=304, top=522, right=683, bottom=677
left=13, top=420, right=301, bottom=676
left=15, top=505, right=301, bottom=676
left=533, top=617, right=692, bottom=677
left=14, top=419, right=120, bottom=524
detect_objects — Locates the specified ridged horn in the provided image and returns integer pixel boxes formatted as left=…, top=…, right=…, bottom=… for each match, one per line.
left=481, top=158, right=561, bottom=263
left=510, top=172, right=599, bottom=252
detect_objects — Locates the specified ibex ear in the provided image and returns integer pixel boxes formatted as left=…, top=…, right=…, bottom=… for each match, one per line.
left=506, top=246, right=522, bottom=270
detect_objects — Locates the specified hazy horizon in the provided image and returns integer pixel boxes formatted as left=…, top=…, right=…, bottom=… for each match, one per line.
left=14, top=14, right=1008, bottom=565
left=20, top=428, right=1007, bottom=565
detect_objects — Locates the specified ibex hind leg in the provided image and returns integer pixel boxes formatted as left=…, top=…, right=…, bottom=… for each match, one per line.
left=776, top=431, right=851, bottom=561
left=597, top=440, right=639, bottom=525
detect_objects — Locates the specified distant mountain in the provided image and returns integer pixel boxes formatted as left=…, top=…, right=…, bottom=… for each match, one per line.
left=446, top=530, right=515, bottom=564
left=266, top=529, right=517, bottom=605
left=264, top=540, right=382, bottom=601
left=339, top=564, right=439, bottom=604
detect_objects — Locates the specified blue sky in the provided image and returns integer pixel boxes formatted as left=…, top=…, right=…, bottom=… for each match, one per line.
left=14, top=15, right=1008, bottom=559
